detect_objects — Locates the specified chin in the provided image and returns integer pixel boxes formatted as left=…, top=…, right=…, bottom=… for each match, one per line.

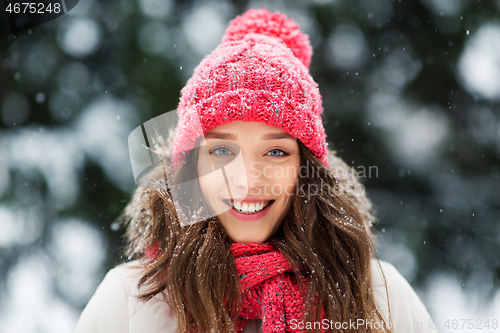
left=227, top=231, right=271, bottom=243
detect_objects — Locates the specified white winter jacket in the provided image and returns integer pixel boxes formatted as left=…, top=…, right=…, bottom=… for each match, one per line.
left=74, top=259, right=438, bottom=333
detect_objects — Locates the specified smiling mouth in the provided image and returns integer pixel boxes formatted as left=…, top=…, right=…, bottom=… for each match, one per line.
left=222, top=199, right=275, bottom=214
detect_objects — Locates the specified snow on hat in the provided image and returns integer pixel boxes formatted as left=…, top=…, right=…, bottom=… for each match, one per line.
left=172, top=8, right=328, bottom=168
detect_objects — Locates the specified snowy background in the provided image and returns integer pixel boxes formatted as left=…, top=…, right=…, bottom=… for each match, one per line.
left=0, top=0, right=499, bottom=332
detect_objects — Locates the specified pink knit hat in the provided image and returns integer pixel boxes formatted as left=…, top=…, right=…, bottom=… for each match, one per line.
left=172, top=8, right=328, bottom=168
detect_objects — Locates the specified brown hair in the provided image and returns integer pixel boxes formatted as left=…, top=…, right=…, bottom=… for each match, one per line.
left=119, top=137, right=392, bottom=333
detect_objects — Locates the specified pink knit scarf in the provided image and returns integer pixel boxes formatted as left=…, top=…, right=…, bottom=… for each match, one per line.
left=146, top=241, right=327, bottom=331
left=232, top=243, right=326, bottom=332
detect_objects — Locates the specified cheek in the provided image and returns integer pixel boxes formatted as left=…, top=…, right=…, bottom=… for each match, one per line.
left=197, top=162, right=212, bottom=197
left=276, top=176, right=297, bottom=198
left=278, top=165, right=300, bottom=197
left=197, top=162, right=227, bottom=202
left=197, top=175, right=208, bottom=196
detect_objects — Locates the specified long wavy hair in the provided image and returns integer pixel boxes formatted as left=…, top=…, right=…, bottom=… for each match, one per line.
left=119, top=133, right=393, bottom=333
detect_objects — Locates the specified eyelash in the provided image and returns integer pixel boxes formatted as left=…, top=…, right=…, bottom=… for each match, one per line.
left=208, top=145, right=233, bottom=156
left=266, top=147, right=290, bottom=157
left=208, top=146, right=290, bottom=157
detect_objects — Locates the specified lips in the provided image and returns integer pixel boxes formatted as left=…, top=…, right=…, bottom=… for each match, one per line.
left=222, top=199, right=275, bottom=214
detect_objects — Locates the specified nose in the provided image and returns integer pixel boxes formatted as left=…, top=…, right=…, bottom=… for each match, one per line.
left=225, top=152, right=264, bottom=193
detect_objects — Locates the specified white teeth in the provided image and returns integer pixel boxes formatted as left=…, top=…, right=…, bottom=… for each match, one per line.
left=229, top=201, right=271, bottom=214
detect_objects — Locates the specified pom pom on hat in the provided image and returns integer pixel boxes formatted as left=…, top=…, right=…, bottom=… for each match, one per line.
left=222, top=8, right=313, bottom=68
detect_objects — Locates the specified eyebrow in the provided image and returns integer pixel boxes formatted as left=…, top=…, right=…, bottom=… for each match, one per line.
left=262, top=133, right=296, bottom=140
left=204, top=132, right=296, bottom=141
left=204, top=132, right=237, bottom=140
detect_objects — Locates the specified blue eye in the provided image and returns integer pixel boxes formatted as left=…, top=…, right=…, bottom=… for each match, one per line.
left=267, top=149, right=288, bottom=157
left=210, top=146, right=234, bottom=156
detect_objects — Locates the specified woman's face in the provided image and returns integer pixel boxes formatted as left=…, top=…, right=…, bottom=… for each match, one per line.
left=197, top=121, right=300, bottom=243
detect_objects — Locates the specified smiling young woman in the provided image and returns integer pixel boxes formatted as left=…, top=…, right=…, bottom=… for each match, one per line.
left=74, top=8, right=437, bottom=333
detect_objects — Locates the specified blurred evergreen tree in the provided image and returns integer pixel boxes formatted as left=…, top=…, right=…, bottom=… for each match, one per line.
left=0, top=0, right=499, bottom=320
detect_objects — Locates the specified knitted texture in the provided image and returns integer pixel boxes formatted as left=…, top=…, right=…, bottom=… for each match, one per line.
left=232, top=243, right=327, bottom=332
left=222, top=8, right=312, bottom=68
left=172, top=8, right=328, bottom=169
